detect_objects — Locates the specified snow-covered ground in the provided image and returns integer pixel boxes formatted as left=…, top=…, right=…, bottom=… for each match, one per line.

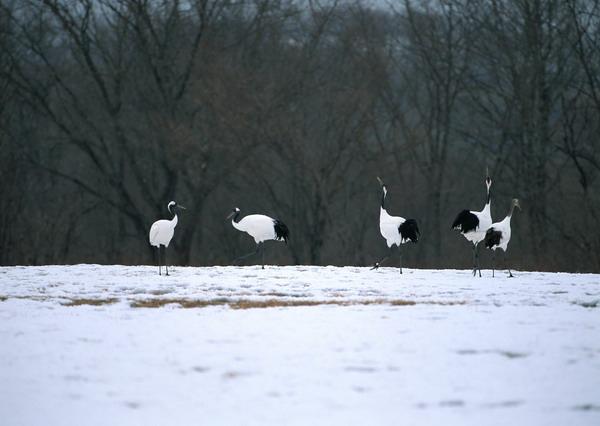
left=0, top=265, right=599, bottom=425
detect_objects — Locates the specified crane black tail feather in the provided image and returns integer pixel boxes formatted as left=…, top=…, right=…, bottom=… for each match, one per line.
left=452, top=210, right=479, bottom=234
left=484, top=228, right=502, bottom=249
left=273, top=219, right=289, bottom=244
left=399, top=219, right=420, bottom=243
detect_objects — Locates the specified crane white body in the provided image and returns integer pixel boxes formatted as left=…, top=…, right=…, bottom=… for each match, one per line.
left=380, top=208, right=408, bottom=247
left=232, top=214, right=280, bottom=244
left=486, top=216, right=512, bottom=252
left=462, top=204, right=492, bottom=245
left=228, top=208, right=289, bottom=269
left=373, top=179, right=419, bottom=273
left=149, top=201, right=184, bottom=275
left=451, top=175, right=493, bottom=277
left=484, top=199, right=520, bottom=278
left=149, top=215, right=178, bottom=248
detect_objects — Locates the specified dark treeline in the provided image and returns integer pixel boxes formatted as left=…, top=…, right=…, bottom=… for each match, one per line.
left=1, top=0, right=599, bottom=272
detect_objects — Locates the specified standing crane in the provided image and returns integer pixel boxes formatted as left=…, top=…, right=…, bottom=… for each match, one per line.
left=149, top=201, right=185, bottom=275
left=372, top=177, right=420, bottom=273
left=484, top=198, right=521, bottom=277
left=451, top=171, right=492, bottom=277
left=227, top=207, right=289, bottom=269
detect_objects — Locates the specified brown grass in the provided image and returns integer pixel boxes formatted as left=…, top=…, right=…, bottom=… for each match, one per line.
left=130, top=298, right=467, bottom=309
left=130, top=298, right=230, bottom=308
left=423, top=300, right=467, bottom=306
left=229, top=299, right=332, bottom=309
left=0, top=295, right=467, bottom=309
left=62, top=298, right=119, bottom=306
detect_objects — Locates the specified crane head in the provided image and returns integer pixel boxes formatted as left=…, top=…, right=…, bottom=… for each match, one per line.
left=376, top=177, right=387, bottom=197
left=226, top=207, right=240, bottom=220
left=512, top=198, right=521, bottom=210
left=485, top=175, right=492, bottom=189
left=168, top=201, right=186, bottom=213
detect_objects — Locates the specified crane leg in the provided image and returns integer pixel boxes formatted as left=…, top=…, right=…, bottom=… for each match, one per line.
left=505, top=252, right=514, bottom=277
left=476, top=245, right=482, bottom=277
left=492, top=250, right=496, bottom=278
left=165, top=248, right=169, bottom=276
left=372, top=247, right=393, bottom=270
left=157, top=246, right=161, bottom=275
left=399, top=246, right=403, bottom=274
left=472, top=245, right=477, bottom=276
left=261, top=244, right=265, bottom=269
left=233, top=243, right=261, bottom=265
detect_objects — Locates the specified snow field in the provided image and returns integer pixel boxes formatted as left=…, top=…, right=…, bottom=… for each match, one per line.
left=0, top=265, right=599, bottom=425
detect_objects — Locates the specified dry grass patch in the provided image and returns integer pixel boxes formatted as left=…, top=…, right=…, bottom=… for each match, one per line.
left=130, top=298, right=230, bottom=308
left=423, top=300, right=467, bottom=306
left=62, top=298, right=119, bottom=307
left=389, top=299, right=417, bottom=306
left=261, top=291, right=292, bottom=297
left=229, top=299, right=330, bottom=309
left=130, top=297, right=467, bottom=309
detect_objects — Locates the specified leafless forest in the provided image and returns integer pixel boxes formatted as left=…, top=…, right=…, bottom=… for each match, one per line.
left=1, top=0, right=599, bottom=271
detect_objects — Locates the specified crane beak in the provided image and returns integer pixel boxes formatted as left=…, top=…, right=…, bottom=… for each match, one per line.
left=178, top=205, right=186, bottom=210
left=376, top=176, right=384, bottom=186
left=226, top=211, right=235, bottom=220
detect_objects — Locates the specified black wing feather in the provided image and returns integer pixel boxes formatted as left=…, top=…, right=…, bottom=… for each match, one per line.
left=399, top=219, right=420, bottom=243
left=452, top=210, right=479, bottom=234
left=273, top=219, right=289, bottom=244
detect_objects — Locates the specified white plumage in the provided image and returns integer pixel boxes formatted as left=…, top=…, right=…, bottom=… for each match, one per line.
left=149, top=201, right=185, bottom=275
left=380, top=208, right=408, bottom=247
left=228, top=207, right=289, bottom=269
left=149, top=202, right=178, bottom=248
left=453, top=178, right=492, bottom=244
left=486, top=217, right=512, bottom=252
left=484, top=198, right=521, bottom=277
left=232, top=214, right=279, bottom=244
left=451, top=174, right=492, bottom=277
left=373, top=177, right=419, bottom=273
left=462, top=205, right=492, bottom=245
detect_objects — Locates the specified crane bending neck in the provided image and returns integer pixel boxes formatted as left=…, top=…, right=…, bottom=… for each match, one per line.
left=232, top=219, right=244, bottom=232
left=231, top=211, right=242, bottom=231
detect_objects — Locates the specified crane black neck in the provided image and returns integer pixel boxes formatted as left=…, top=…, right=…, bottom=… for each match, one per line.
left=232, top=210, right=241, bottom=223
left=381, top=187, right=387, bottom=209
